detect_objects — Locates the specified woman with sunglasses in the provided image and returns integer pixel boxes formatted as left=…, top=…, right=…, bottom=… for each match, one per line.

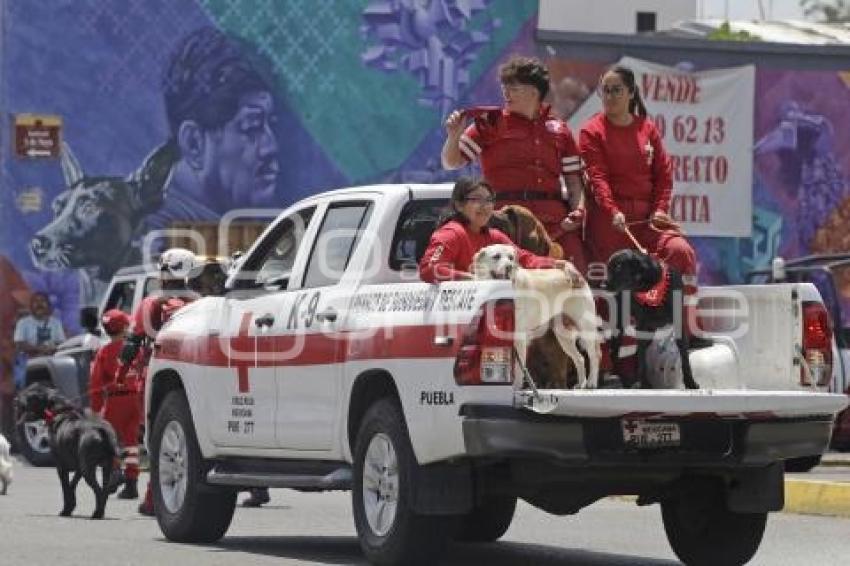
left=419, top=177, right=559, bottom=282
left=579, top=66, right=697, bottom=299
left=440, top=56, right=588, bottom=273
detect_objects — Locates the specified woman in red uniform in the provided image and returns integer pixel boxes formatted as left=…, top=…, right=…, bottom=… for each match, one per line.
left=419, top=177, right=559, bottom=282
left=579, top=65, right=698, bottom=332
left=89, top=309, right=140, bottom=499
left=441, top=56, right=587, bottom=273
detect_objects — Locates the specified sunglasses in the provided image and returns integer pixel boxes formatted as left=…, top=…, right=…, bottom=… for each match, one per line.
left=464, top=196, right=496, bottom=205
left=597, top=84, right=628, bottom=97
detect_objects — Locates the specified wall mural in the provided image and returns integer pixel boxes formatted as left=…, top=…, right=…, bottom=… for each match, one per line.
left=1, top=0, right=536, bottom=339
left=3, top=0, right=850, bottom=364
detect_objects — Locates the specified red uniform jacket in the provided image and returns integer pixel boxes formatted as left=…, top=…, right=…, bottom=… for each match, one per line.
left=579, top=112, right=672, bottom=220
left=89, top=339, right=130, bottom=413
left=419, top=220, right=556, bottom=283
left=460, top=104, right=582, bottom=194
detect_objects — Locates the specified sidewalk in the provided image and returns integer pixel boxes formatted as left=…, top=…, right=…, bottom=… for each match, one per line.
left=785, top=452, right=850, bottom=518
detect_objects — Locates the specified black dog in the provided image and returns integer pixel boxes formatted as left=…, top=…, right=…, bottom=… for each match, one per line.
left=30, top=141, right=178, bottom=306
left=605, top=249, right=701, bottom=390
left=16, top=383, right=120, bottom=519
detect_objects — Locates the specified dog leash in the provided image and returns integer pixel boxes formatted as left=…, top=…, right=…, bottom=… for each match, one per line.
left=623, top=226, right=648, bottom=255
left=513, top=345, right=541, bottom=402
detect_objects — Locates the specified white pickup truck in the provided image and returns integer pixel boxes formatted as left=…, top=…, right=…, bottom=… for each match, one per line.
left=144, top=184, right=848, bottom=566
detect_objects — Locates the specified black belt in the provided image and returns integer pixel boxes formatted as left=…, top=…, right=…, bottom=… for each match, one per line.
left=108, top=390, right=136, bottom=397
left=496, top=190, right=562, bottom=202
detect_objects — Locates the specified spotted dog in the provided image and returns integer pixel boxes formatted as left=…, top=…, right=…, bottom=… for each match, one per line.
left=471, top=244, right=600, bottom=388
left=0, top=433, right=12, bottom=495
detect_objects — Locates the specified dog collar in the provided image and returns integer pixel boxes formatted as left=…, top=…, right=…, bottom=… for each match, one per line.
left=43, top=409, right=55, bottom=424
left=635, top=260, right=670, bottom=307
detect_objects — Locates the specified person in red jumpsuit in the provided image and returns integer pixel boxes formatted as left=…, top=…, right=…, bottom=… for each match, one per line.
left=419, top=177, right=560, bottom=282
left=121, top=248, right=201, bottom=515
left=89, top=309, right=140, bottom=498
left=579, top=65, right=699, bottom=336
left=441, top=56, right=588, bottom=273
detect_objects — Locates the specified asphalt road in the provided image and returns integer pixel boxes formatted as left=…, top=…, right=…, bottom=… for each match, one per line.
left=1, top=462, right=849, bottom=566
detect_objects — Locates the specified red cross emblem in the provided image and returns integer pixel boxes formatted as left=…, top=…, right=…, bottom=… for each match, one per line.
left=227, top=312, right=255, bottom=393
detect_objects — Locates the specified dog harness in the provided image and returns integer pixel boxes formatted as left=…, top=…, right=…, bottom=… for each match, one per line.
left=635, top=259, right=671, bottom=308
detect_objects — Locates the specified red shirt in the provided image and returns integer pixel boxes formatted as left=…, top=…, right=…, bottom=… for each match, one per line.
left=579, top=113, right=672, bottom=220
left=460, top=104, right=582, bottom=195
left=131, top=295, right=193, bottom=339
left=89, top=339, right=127, bottom=413
left=419, top=220, right=556, bottom=283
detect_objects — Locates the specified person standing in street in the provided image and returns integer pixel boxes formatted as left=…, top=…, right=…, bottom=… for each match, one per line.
left=89, top=309, right=140, bottom=499
left=13, top=292, right=65, bottom=389
left=121, top=249, right=200, bottom=515
left=441, top=55, right=588, bottom=273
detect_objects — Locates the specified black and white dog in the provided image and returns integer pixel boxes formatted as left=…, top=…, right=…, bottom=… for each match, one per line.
left=605, top=249, right=700, bottom=390
left=16, top=383, right=120, bottom=519
left=30, top=142, right=178, bottom=306
left=0, top=433, right=12, bottom=495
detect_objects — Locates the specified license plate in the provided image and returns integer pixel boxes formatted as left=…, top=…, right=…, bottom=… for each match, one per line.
left=621, top=420, right=681, bottom=448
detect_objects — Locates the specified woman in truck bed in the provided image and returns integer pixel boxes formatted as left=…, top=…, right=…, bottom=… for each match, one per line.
left=418, top=178, right=561, bottom=282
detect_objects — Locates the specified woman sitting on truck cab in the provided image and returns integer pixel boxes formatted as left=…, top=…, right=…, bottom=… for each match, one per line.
left=419, top=177, right=562, bottom=282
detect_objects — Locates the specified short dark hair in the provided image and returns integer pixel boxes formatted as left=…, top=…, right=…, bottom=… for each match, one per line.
left=499, top=55, right=550, bottom=100
left=163, top=27, right=271, bottom=135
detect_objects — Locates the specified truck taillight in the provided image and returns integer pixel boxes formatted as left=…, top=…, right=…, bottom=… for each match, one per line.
left=801, top=301, right=833, bottom=387
left=454, top=299, right=515, bottom=385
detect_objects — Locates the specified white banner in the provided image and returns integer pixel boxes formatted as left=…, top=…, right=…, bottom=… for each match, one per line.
left=568, top=57, right=755, bottom=237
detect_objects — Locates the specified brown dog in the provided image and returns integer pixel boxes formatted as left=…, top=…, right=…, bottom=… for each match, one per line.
left=490, top=205, right=563, bottom=259
left=526, top=321, right=579, bottom=389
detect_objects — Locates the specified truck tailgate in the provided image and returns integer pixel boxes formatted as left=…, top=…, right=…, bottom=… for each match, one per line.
left=516, top=389, right=849, bottom=419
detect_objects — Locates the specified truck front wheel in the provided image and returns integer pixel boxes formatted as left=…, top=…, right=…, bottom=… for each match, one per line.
left=661, top=477, right=767, bottom=566
left=150, top=390, right=236, bottom=542
left=16, top=418, right=54, bottom=467
left=352, top=399, right=457, bottom=566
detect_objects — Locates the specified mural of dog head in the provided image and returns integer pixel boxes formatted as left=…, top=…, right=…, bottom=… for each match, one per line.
left=605, top=249, right=661, bottom=293
left=489, top=205, right=563, bottom=259
left=471, top=244, right=518, bottom=280
left=29, top=142, right=178, bottom=305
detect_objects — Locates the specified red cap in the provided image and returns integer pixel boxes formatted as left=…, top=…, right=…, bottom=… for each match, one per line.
left=101, top=309, right=130, bottom=335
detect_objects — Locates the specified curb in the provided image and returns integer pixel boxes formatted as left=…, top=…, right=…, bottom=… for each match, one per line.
left=819, top=459, right=850, bottom=467
left=784, top=479, right=850, bottom=518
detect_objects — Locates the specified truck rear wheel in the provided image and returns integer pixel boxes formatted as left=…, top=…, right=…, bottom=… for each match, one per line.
left=661, top=478, right=767, bottom=566
left=455, top=494, right=516, bottom=542
left=150, top=390, right=236, bottom=542
left=352, top=399, right=456, bottom=566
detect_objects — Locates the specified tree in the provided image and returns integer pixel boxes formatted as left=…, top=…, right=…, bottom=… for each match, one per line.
left=708, top=22, right=761, bottom=42
left=800, top=0, right=850, bottom=22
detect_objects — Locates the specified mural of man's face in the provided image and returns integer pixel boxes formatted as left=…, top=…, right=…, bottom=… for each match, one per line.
left=204, top=91, right=279, bottom=208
